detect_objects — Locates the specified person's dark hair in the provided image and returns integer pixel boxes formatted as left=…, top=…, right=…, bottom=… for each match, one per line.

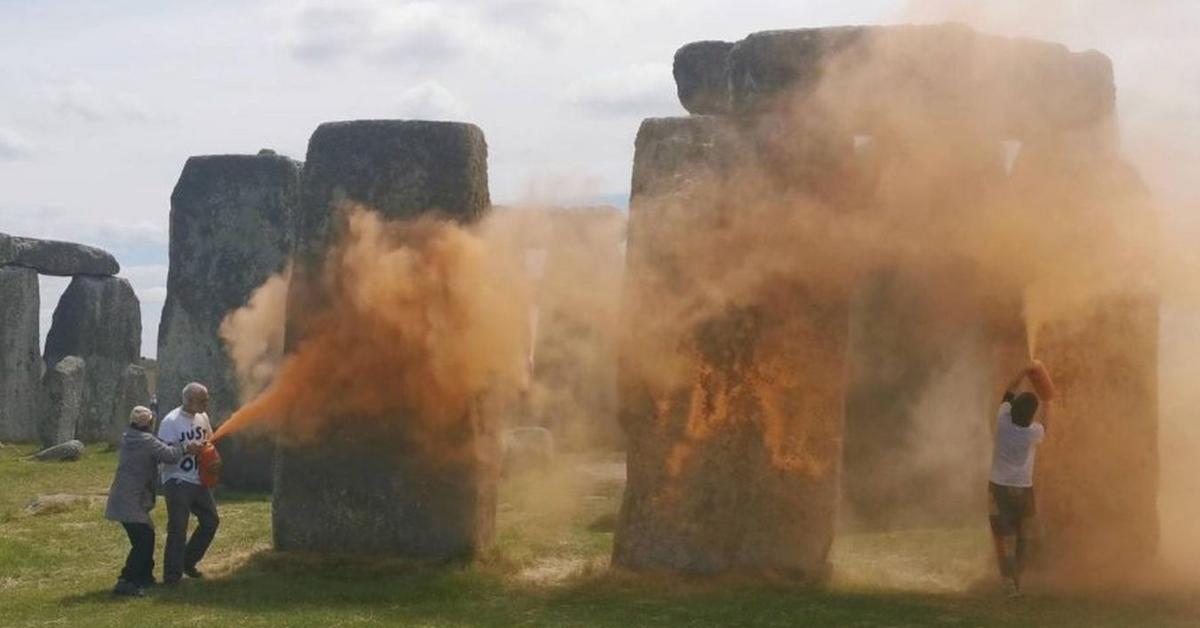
left=1011, top=392, right=1039, bottom=427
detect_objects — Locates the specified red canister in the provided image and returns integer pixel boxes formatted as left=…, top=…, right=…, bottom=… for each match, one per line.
left=198, top=443, right=222, bottom=489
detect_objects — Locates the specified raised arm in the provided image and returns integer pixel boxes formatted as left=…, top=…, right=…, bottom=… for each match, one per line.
left=1003, top=366, right=1032, bottom=399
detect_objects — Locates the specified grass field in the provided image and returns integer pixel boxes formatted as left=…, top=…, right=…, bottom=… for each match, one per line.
left=1, top=444, right=1197, bottom=627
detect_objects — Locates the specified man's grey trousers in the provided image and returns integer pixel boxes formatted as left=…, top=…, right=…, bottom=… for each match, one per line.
left=163, top=480, right=219, bottom=581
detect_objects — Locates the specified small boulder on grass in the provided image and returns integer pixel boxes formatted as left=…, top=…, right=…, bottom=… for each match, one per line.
left=23, top=493, right=104, bottom=517
left=32, top=439, right=85, bottom=462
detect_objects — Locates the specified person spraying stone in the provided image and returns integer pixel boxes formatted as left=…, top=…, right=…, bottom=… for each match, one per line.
left=104, top=406, right=204, bottom=597
left=989, top=361, right=1055, bottom=596
left=158, top=382, right=220, bottom=584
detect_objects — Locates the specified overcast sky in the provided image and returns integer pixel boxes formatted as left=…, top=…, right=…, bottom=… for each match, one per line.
left=1, top=0, right=1197, bottom=358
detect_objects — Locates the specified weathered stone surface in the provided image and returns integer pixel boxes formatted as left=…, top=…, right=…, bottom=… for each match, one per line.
left=275, top=119, right=496, bottom=558
left=0, top=232, right=13, bottom=261
left=45, top=276, right=141, bottom=443
left=676, top=24, right=1114, bottom=138
left=0, top=233, right=119, bottom=276
left=614, top=117, right=847, bottom=578
left=114, top=364, right=150, bottom=443
left=674, top=41, right=734, bottom=115
left=1035, top=294, right=1159, bottom=578
left=33, top=439, right=85, bottom=462
left=0, top=266, right=41, bottom=442
left=292, top=120, right=489, bottom=283
left=273, top=419, right=496, bottom=558
left=157, top=152, right=300, bottom=490
left=40, top=356, right=87, bottom=447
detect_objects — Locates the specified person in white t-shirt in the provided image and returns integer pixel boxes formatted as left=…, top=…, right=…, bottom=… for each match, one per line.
left=988, top=364, right=1050, bottom=596
left=157, top=382, right=219, bottom=585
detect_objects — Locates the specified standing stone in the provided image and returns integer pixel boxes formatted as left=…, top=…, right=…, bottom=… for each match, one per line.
left=40, top=356, right=87, bottom=447
left=1035, top=294, right=1159, bottom=577
left=274, top=120, right=495, bottom=558
left=1014, top=143, right=1161, bottom=581
left=157, top=152, right=300, bottom=490
left=0, top=266, right=40, bottom=442
left=613, top=116, right=848, bottom=578
left=44, top=276, right=141, bottom=444
left=115, top=364, right=150, bottom=443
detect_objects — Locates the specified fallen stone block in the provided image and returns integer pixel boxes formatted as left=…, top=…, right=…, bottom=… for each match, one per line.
left=32, top=439, right=85, bottom=462
left=23, top=493, right=104, bottom=516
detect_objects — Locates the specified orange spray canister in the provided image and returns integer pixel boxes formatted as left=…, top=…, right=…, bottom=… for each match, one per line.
left=1029, top=359, right=1057, bottom=401
left=198, top=443, right=222, bottom=489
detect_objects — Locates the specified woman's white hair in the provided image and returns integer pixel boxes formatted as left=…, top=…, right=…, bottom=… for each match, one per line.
left=130, top=406, right=155, bottom=427
left=182, top=382, right=208, bottom=405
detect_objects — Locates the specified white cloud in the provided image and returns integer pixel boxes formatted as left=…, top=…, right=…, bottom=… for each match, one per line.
left=0, top=127, right=33, bottom=160
left=43, top=80, right=153, bottom=124
left=0, top=205, right=167, bottom=249
left=289, top=3, right=375, bottom=64
left=287, top=1, right=481, bottom=69
left=564, top=63, right=679, bottom=116
left=396, top=80, right=468, bottom=120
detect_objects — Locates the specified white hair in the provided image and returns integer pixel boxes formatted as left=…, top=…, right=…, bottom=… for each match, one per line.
left=182, top=382, right=209, bottom=404
left=130, top=406, right=155, bottom=427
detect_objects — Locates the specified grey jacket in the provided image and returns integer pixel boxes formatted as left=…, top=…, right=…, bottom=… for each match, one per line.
left=104, top=428, right=186, bottom=525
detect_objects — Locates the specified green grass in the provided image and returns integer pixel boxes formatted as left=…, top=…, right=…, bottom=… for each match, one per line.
left=1, top=444, right=1197, bottom=627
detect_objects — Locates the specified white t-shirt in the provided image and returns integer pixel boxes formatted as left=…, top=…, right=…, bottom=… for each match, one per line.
left=158, top=407, right=213, bottom=485
left=990, top=399, right=1045, bottom=488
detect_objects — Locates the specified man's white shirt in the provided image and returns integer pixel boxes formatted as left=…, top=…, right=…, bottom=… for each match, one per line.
left=158, top=407, right=212, bottom=485
left=989, top=400, right=1045, bottom=488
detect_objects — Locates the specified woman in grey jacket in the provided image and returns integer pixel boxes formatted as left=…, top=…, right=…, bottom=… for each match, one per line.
left=105, top=406, right=203, bottom=596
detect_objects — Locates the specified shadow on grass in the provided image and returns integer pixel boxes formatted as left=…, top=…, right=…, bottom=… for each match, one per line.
left=211, top=489, right=271, bottom=503
left=54, top=550, right=1188, bottom=628
left=61, top=589, right=133, bottom=606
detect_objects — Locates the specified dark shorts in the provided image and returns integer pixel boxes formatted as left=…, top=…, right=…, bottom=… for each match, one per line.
left=989, top=482, right=1035, bottom=534
left=988, top=482, right=1038, bottom=579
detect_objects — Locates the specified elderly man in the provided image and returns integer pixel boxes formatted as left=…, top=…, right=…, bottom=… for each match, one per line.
left=158, top=382, right=220, bottom=584
left=106, top=406, right=204, bottom=596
